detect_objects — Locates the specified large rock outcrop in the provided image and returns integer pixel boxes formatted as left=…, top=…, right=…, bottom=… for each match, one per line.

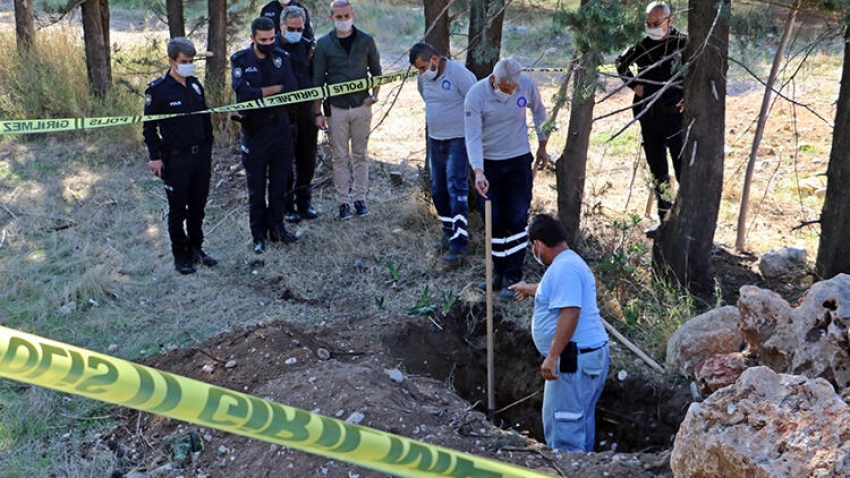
left=671, top=366, right=850, bottom=477
left=738, top=273, right=850, bottom=391
left=666, top=305, right=744, bottom=377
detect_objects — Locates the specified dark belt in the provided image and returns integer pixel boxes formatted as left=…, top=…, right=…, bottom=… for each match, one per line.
left=169, top=144, right=203, bottom=154
left=579, top=342, right=608, bottom=354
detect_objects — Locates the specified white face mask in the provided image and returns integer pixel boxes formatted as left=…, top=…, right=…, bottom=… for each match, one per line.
left=494, top=88, right=513, bottom=101
left=279, top=0, right=290, bottom=5
left=420, top=60, right=438, bottom=81
left=334, top=19, right=353, bottom=33
left=176, top=63, right=195, bottom=78
left=531, top=241, right=544, bottom=266
left=646, top=26, right=666, bottom=40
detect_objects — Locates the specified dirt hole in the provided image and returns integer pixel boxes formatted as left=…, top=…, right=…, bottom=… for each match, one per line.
left=384, top=304, right=692, bottom=453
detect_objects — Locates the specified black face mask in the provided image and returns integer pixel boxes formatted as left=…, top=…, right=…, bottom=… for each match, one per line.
left=256, top=41, right=275, bottom=56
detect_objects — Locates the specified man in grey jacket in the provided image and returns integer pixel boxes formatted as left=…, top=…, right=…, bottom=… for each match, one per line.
left=312, top=0, right=382, bottom=220
left=465, top=58, right=549, bottom=299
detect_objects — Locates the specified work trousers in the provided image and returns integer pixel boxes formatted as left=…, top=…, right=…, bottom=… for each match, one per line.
left=328, top=104, right=372, bottom=205
left=241, top=123, right=294, bottom=241
left=286, top=102, right=319, bottom=212
left=542, top=344, right=610, bottom=452
left=162, top=147, right=212, bottom=253
left=639, top=111, right=684, bottom=215
left=476, top=153, right=533, bottom=284
left=429, top=136, right=469, bottom=253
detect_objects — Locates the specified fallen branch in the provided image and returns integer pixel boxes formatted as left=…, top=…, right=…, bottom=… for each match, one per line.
left=601, top=318, right=665, bottom=374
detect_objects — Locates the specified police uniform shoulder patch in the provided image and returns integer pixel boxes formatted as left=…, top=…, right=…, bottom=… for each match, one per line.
left=233, top=67, right=243, bottom=79
left=273, top=56, right=283, bottom=69
left=145, top=93, right=152, bottom=106
left=192, top=82, right=202, bottom=95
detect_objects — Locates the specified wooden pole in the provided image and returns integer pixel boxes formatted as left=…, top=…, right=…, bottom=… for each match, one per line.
left=485, top=200, right=495, bottom=420
left=600, top=318, right=665, bottom=374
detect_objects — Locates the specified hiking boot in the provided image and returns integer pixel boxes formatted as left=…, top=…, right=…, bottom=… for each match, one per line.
left=433, top=237, right=450, bottom=251
left=442, top=249, right=466, bottom=266
left=354, top=200, right=370, bottom=217
left=285, top=211, right=302, bottom=223
left=645, top=222, right=661, bottom=239
left=192, top=247, right=218, bottom=267
left=253, top=240, right=266, bottom=254
left=339, top=203, right=353, bottom=221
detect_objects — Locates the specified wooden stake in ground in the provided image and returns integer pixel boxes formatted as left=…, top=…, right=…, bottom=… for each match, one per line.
left=485, top=200, right=496, bottom=421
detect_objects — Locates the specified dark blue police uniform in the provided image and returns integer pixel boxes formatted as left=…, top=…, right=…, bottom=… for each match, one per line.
left=279, top=33, right=319, bottom=221
left=143, top=73, right=214, bottom=272
left=231, top=44, right=298, bottom=249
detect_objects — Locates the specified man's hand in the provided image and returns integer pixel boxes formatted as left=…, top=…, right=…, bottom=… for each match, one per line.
left=473, top=169, right=489, bottom=198
left=541, top=355, right=559, bottom=381
left=315, top=114, right=327, bottom=130
left=508, top=281, right=537, bottom=302
left=633, top=84, right=645, bottom=97
left=534, top=147, right=550, bottom=171
left=149, top=159, right=164, bottom=178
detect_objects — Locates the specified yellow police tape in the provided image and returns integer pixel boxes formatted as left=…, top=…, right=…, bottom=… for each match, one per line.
left=0, top=69, right=419, bottom=136
left=0, top=65, right=617, bottom=136
left=0, top=325, right=553, bottom=478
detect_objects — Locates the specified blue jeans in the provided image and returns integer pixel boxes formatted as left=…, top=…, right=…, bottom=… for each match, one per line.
left=476, top=153, right=533, bottom=283
left=542, top=344, right=610, bottom=451
left=429, top=137, right=469, bottom=252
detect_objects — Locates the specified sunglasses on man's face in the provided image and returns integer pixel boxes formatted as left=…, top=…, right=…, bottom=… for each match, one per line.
left=286, top=26, right=304, bottom=32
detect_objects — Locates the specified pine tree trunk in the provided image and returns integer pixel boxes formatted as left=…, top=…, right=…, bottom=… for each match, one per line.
left=205, top=0, right=228, bottom=106
left=465, top=0, right=505, bottom=79
left=815, top=27, right=850, bottom=279
left=167, top=0, right=186, bottom=39
left=652, top=0, right=730, bottom=295
left=81, top=0, right=112, bottom=97
left=14, top=0, right=35, bottom=56
left=424, top=0, right=451, bottom=57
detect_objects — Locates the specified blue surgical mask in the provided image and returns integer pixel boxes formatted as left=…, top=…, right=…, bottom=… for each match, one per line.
left=284, top=31, right=302, bottom=43
left=176, top=63, right=195, bottom=78
left=334, top=19, right=353, bottom=33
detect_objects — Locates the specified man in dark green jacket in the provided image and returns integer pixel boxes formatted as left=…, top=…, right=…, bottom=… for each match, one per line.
left=312, top=0, right=382, bottom=221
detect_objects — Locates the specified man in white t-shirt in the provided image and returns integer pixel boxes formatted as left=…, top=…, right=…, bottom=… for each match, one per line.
left=409, top=42, right=477, bottom=266
left=510, top=214, right=610, bottom=452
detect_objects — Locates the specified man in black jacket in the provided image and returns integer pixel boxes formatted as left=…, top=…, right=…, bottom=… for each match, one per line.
left=143, top=37, right=217, bottom=274
left=260, top=0, right=314, bottom=38
left=278, top=6, right=320, bottom=223
left=616, top=1, right=687, bottom=237
left=231, top=17, right=299, bottom=253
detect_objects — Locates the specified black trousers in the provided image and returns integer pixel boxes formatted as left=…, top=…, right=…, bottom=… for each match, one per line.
left=241, top=122, right=294, bottom=241
left=286, top=103, right=319, bottom=212
left=639, top=111, right=683, bottom=213
left=162, top=147, right=212, bottom=253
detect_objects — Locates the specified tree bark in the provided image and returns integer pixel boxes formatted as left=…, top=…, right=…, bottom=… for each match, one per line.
left=81, top=0, right=112, bottom=96
left=652, top=0, right=730, bottom=295
left=424, top=0, right=451, bottom=57
left=557, top=56, right=596, bottom=247
left=166, top=0, right=186, bottom=39
left=815, top=27, right=850, bottom=279
left=14, top=0, right=35, bottom=57
left=465, top=0, right=505, bottom=79
left=205, top=0, right=228, bottom=106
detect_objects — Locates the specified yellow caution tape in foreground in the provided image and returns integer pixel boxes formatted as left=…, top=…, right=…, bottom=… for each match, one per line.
left=0, top=69, right=419, bottom=136
left=0, top=326, right=553, bottom=478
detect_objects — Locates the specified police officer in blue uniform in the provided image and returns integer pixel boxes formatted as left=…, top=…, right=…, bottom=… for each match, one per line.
left=231, top=17, right=300, bottom=254
left=278, top=5, right=319, bottom=223
left=143, top=37, right=217, bottom=274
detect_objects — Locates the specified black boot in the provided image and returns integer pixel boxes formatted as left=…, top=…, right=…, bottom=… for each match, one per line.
left=269, top=228, right=298, bottom=243
left=191, top=246, right=218, bottom=267
left=173, top=247, right=196, bottom=275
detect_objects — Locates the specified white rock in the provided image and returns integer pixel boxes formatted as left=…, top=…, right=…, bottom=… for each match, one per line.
left=57, top=302, right=76, bottom=315
left=285, top=357, right=297, bottom=365
left=107, top=344, right=119, bottom=353
left=225, top=360, right=237, bottom=369
left=758, top=247, right=808, bottom=279
left=617, top=370, right=628, bottom=381
left=345, top=412, right=365, bottom=425
left=384, top=368, right=404, bottom=383
left=316, top=348, right=331, bottom=360
left=202, top=365, right=215, bottom=374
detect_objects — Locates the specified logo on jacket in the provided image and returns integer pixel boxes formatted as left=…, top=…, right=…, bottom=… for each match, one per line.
left=145, top=94, right=152, bottom=106
left=273, top=56, right=282, bottom=69
left=441, top=80, right=452, bottom=91
left=245, top=66, right=259, bottom=73
left=233, top=67, right=243, bottom=78
left=169, top=101, right=183, bottom=107
left=192, top=83, right=202, bottom=95
left=517, top=96, right=528, bottom=108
